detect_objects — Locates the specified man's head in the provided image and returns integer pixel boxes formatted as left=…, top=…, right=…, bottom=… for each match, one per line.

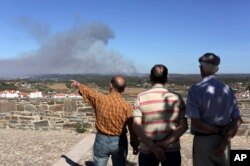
left=198, top=53, right=220, bottom=77
left=110, top=75, right=126, bottom=93
left=150, top=64, right=168, bottom=85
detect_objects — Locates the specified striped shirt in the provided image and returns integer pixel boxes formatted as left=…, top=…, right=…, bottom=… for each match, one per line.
left=185, top=75, right=241, bottom=133
left=133, top=84, right=186, bottom=152
left=79, top=84, right=132, bottom=136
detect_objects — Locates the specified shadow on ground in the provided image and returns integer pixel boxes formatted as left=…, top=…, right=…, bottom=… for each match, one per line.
left=61, top=155, right=82, bottom=166
left=84, top=160, right=137, bottom=166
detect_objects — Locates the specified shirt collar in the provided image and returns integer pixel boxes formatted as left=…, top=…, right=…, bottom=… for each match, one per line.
left=152, top=83, right=165, bottom=89
left=202, top=75, right=216, bottom=82
left=110, top=91, right=121, bottom=95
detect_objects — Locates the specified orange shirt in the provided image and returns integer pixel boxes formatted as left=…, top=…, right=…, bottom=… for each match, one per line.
left=79, top=84, right=132, bottom=136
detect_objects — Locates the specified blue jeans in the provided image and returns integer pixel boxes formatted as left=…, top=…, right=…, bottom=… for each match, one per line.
left=139, top=151, right=181, bottom=166
left=93, top=133, right=128, bottom=166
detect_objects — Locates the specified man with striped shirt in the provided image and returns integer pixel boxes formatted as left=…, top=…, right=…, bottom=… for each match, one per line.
left=133, top=64, right=188, bottom=166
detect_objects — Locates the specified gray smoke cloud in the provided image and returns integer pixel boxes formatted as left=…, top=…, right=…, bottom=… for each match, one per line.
left=12, top=16, right=50, bottom=43
left=0, top=20, right=137, bottom=78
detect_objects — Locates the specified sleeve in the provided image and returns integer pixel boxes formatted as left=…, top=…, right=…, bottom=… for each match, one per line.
left=230, top=90, right=241, bottom=119
left=185, top=86, right=201, bottom=119
left=178, top=95, right=186, bottom=119
left=132, top=96, right=142, bottom=117
left=78, top=84, right=102, bottom=107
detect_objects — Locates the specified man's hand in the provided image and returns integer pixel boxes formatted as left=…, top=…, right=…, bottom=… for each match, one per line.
left=133, top=147, right=139, bottom=155
left=214, top=138, right=229, bottom=156
left=70, top=80, right=80, bottom=89
left=150, top=144, right=166, bottom=161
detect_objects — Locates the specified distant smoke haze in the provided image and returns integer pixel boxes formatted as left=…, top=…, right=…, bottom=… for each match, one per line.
left=0, top=19, right=136, bottom=78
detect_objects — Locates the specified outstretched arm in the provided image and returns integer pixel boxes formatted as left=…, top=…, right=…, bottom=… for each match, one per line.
left=70, top=80, right=101, bottom=107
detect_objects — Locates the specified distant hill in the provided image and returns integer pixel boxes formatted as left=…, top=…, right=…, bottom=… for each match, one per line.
left=1, top=73, right=250, bottom=86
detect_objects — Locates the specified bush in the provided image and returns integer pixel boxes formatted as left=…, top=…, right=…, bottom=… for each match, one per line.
left=75, top=122, right=87, bottom=133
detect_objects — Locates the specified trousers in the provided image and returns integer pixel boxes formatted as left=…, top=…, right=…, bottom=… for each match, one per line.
left=93, top=133, right=128, bottom=166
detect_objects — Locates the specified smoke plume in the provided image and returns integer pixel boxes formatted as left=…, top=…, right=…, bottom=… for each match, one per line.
left=0, top=20, right=136, bottom=78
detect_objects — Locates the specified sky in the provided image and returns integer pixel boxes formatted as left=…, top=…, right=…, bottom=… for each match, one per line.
left=0, top=0, right=250, bottom=77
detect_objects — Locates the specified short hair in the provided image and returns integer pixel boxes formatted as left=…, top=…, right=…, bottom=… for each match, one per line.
left=150, top=64, right=168, bottom=84
left=199, top=53, right=220, bottom=66
left=111, top=76, right=126, bottom=93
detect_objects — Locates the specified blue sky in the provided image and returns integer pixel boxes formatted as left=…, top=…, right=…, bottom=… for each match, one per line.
left=0, top=0, right=250, bottom=76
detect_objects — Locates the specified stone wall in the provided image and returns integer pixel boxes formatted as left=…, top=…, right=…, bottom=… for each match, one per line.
left=0, top=98, right=95, bottom=131
left=0, top=98, right=250, bottom=135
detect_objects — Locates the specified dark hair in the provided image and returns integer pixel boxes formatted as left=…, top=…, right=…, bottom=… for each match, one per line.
left=111, top=76, right=126, bottom=93
left=150, top=64, right=168, bottom=84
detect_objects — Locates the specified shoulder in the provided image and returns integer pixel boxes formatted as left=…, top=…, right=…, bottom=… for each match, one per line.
left=167, top=91, right=185, bottom=103
left=169, top=91, right=183, bottom=99
left=188, top=83, right=202, bottom=93
left=137, top=88, right=155, bottom=97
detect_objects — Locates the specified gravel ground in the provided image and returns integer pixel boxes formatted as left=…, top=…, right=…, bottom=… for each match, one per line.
left=0, top=129, right=85, bottom=166
left=0, top=129, right=249, bottom=166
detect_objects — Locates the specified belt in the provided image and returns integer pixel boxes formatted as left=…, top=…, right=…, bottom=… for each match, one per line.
left=193, top=132, right=220, bottom=136
left=97, top=132, right=126, bottom=137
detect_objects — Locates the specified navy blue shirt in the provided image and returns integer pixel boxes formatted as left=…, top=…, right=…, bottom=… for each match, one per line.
left=185, top=75, right=241, bottom=133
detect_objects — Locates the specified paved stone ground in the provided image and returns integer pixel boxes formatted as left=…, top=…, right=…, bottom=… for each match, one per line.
left=0, top=129, right=86, bottom=166
left=79, top=133, right=250, bottom=166
left=0, top=129, right=249, bottom=166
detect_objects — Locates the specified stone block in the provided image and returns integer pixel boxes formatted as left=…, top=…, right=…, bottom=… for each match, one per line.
left=63, top=123, right=77, bottom=128
left=64, top=100, right=77, bottom=112
left=4, top=116, right=10, bottom=120
left=0, top=120, right=7, bottom=126
left=8, top=123, right=17, bottom=128
left=9, top=120, right=18, bottom=124
left=55, top=120, right=65, bottom=124
left=242, top=113, right=250, bottom=119
left=30, top=101, right=39, bottom=105
left=49, top=105, right=64, bottom=111
left=47, top=101, right=55, bottom=105
left=0, top=101, right=16, bottom=112
left=36, top=105, right=48, bottom=112
left=78, top=107, right=93, bottom=113
left=17, top=124, right=34, bottom=130
left=16, top=104, right=24, bottom=111
left=77, top=108, right=85, bottom=112
left=12, top=111, right=33, bottom=116
left=19, top=116, right=37, bottom=121
left=34, top=120, right=49, bottom=128
left=48, top=117, right=65, bottom=123
left=68, top=118, right=84, bottom=123
left=44, top=112, right=62, bottom=117
left=86, top=113, right=94, bottom=116
left=11, top=115, right=19, bottom=121
left=84, top=102, right=92, bottom=107
left=56, top=100, right=64, bottom=104
left=19, top=120, right=32, bottom=124
left=0, top=113, right=7, bottom=120
left=24, top=105, right=37, bottom=112
left=62, top=115, right=78, bottom=119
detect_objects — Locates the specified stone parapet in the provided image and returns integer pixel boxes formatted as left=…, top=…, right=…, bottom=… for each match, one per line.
left=0, top=98, right=249, bottom=134
left=0, top=98, right=95, bottom=131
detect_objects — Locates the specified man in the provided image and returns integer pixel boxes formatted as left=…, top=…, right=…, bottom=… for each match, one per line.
left=133, top=64, right=188, bottom=166
left=71, top=75, right=139, bottom=166
left=185, top=53, right=242, bottom=166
